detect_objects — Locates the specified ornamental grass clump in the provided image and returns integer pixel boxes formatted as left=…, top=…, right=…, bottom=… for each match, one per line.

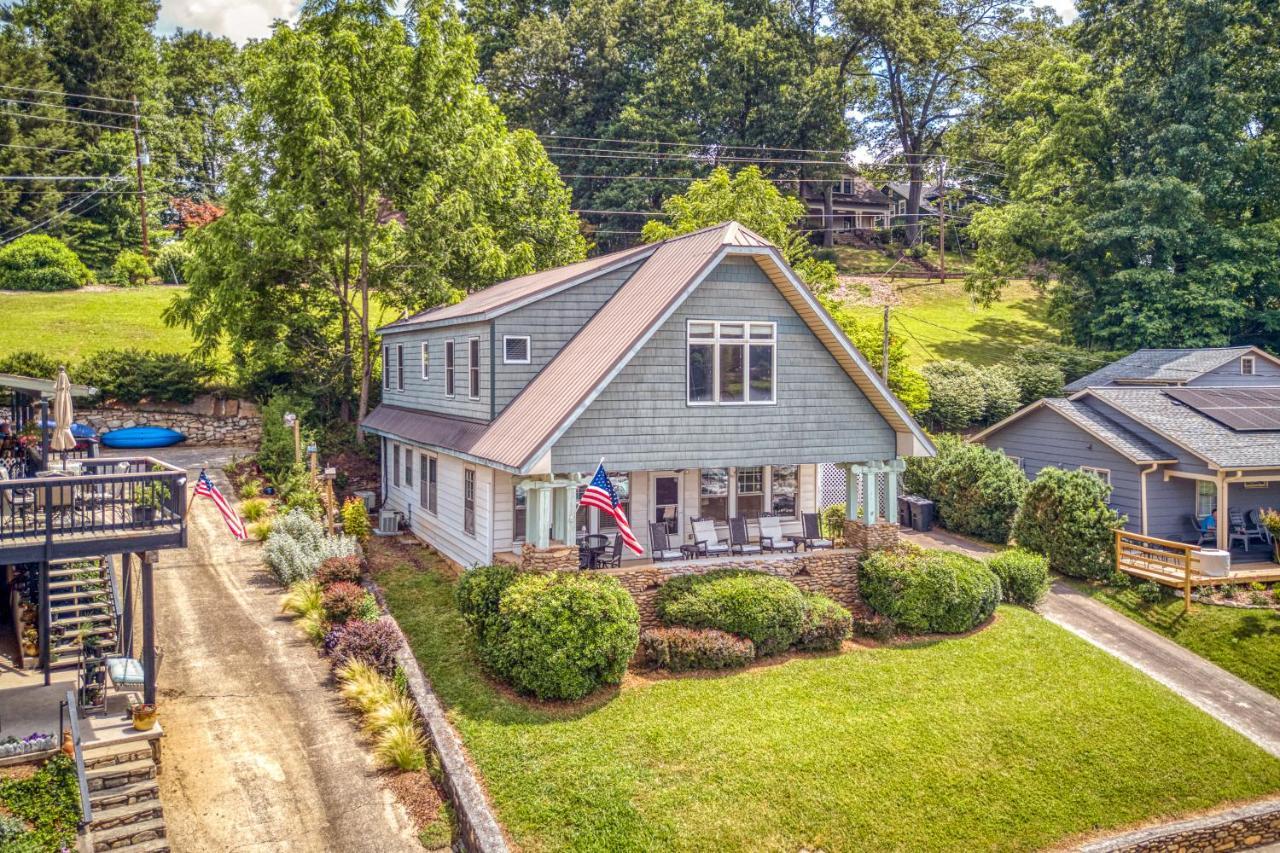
left=374, top=720, right=427, bottom=771
left=362, top=694, right=418, bottom=737
left=282, top=580, right=323, bottom=618
left=860, top=547, right=1001, bottom=634
left=657, top=569, right=807, bottom=656
left=240, top=497, right=271, bottom=522
left=337, top=660, right=398, bottom=714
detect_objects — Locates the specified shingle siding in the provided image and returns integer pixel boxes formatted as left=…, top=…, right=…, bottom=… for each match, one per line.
left=548, top=255, right=895, bottom=472
left=1193, top=356, right=1280, bottom=385
left=381, top=322, right=491, bottom=422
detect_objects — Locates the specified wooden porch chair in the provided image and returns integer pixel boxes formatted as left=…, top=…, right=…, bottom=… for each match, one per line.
left=757, top=513, right=797, bottom=553
left=689, top=517, right=729, bottom=557
left=788, top=512, right=833, bottom=550
left=648, top=523, right=685, bottom=561
left=728, top=516, right=762, bottom=556
left=1229, top=510, right=1265, bottom=551
left=1246, top=508, right=1273, bottom=545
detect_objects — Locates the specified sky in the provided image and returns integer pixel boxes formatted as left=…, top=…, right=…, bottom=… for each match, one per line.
left=158, top=0, right=1077, bottom=44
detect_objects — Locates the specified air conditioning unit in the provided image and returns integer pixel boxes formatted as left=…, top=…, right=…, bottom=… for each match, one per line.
left=375, top=510, right=402, bottom=536
left=353, top=490, right=376, bottom=511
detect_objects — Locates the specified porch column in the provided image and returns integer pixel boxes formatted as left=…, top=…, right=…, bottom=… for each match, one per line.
left=525, top=483, right=553, bottom=549
left=551, top=483, right=576, bottom=545
left=864, top=464, right=879, bottom=523
left=141, top=551, right=156, bottom=705
left=1216, top=473, right=1229, bottom=551
left=885, top=463, right=899, bottom=524
left=844, top=464, right=859, bottom=520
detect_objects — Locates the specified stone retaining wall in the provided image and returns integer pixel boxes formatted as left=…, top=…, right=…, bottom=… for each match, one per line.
left=77, top=396, right=261, bottom=447
left=1078, top=798, right=1280, bottom=852
left=518, top=543, right=578, bottom=572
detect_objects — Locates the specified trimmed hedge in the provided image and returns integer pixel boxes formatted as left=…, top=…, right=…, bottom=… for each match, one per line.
left=1012, top=466, right=1125, bottom=580
left=657, top=569, right=807, bottom=657
left=456, top=563, right=519, bottom=657
left=860, top=547, right=1001, bottom=634
left=0, top=234, right=91, bottom=291
left=905, top=434, right=1028, bottom=544
left=640, top=627, right=755, bottom=672
left=488, top=572, right=639, bottom=701
left=986, top=548, right=1050, bottom=607
left=797, top=594, right=853, bottom=651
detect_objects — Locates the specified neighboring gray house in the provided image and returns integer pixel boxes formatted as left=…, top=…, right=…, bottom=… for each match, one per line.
left=975, top=347, right=1280, bottom=553
left=799, top=175, right=892, bottom=233
left=362, top=222, right=934, bottom=567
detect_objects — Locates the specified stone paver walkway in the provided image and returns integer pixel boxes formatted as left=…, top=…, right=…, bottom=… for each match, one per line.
left=903, top=527, right=1280, bottom=758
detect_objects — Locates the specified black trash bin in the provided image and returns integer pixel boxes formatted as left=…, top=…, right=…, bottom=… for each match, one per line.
left=897, top=495, right=914, bottom=528
left=912, top=497, right=935, bottom=532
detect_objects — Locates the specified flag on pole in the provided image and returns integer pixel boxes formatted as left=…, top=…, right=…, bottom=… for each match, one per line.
left=580, top=462, right=643, bottom=555
left=194, top=469, right=247, bottom=541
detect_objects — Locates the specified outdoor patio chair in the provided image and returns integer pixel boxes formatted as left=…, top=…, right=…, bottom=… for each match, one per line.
left=601, top=534, right=624, bottom=568
left=648, top=523, right=685, bottom=561
left=1228, top=510, right=1264, bottom=551
left=1246, top=508, right=1273, bottom=545
left=757, top=513, right=797, bottom=553
left=788, top=512, right=833, bottom=550
left=689, top=517, right=730, bottom=557
left=728, top=516, right=763, bottom=556
left=1187, top=515, right=1214, bottom=547
left=104, top=647, right=162, bottom=706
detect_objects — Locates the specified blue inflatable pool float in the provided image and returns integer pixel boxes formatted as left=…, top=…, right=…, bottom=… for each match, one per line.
left=39, top=421, right=97, bottom=440
left=100, top=426, right=186, bottom=449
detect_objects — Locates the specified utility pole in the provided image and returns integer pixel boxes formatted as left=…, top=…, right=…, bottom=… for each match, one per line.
left=130, top=95, right=149, bottom=258
left=937, top=157, right=947, bottom=281
left=881, top=305, right=890, bottom=383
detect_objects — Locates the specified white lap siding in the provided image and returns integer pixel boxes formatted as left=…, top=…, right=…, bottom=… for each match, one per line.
left=382, top=441, right=494, bottom=568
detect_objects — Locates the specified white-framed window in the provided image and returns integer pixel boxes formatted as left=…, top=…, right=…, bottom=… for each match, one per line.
left=698, top=465, right=797, bottom=523
left=1196, top=480, right=1216, bottom=519
left=420, top=342, right=430, bottom=380
left=503, top=336, right=531, bottom=364
left=383, top=345, right=392, bottom=390
left=735, top=467, right=764, bottom=518
left=463, top=468, right=476, bottom=536
left=421, top=453, right=436, bottom=514
left=468, top=337, right=481, bottom=400
left=1004, top=453, right=1024, bottom=470
left=444, top=340, right=455, bottom=397
left=597, top=473, right=630, bottom=533
left=513, top=482, right=526, bottom=541
left=404, top=446, right=413, bottom=487
left=687, top=320, right=776, bottom=405
left=1241, top=355, right=1256, bottom=375
left=699, top=468, right=730, bottom=523
left=396, top=343, right=404, bottom=391
left=392, top=443, right=401, bottom=488
left=770, top=465, right=798, bottom=517
left=1080, top=466, right=1111, bottom=486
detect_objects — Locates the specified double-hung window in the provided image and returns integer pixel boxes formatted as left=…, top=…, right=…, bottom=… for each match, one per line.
left=735, top=467, right=764, bottom=517
left=700, top=465, right=798, bottom=523
left=396, top=344, right=404, bottom=391
left=513, top=482, right=526, bottom=542
left=421, top=343, right=430, bottom=380
left=420, top=453, right=437, bottom=514
left=1080, top=466, right=1111, bottom=486
left=770, top=465, right=797, bottom=517
left=383, top=345, right=393, bottom=390
left=1196, top=481, right=1216, bottom=520
left=463, top=468, right=476, bottom=536
left=687, top=320, right=775, bottom=405
left=468, top=337, right=481, bottom=399
left=404, top=447, right=413, bottom=487
left=1242, top=355, right=1256, bottom=375
left=444, top=341, right=456, bottom=397
left=392, top=444, right=401, bottom=488
left=698, top=468, right=730, bottom=523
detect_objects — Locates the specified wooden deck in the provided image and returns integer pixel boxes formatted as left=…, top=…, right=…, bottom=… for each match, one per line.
left=1115, top=530, right=1280, bottom=606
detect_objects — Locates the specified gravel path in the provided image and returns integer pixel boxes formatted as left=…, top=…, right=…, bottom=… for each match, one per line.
left=151, top=455, right=420, bottom=852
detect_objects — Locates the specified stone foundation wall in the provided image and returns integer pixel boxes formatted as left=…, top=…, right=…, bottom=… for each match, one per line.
left=843, top=520, right=900, bottom=551
left=77, top=396, right=261, bottom=447
left=603, top=550, right=865, bottom=630
left=519, top=543, right=579, bottom=572
left=1079, top=798, right=1280, bottom=852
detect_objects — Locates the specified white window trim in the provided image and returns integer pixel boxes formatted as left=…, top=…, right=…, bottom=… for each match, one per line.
left=463, top=467, right=476, bottom=537
left=1080, top=465, right=1111, bottom=486
left=396, top=343, right=404, bottom=391
left=444, top=340, right=455, bottom=398
left=383, top=345, right=392, bottom=390
left=686, top=319, right=777, bottom=407
left=467, top=336, right=481, bottom=400
left=1195, top=480, right=1216, bottom=518
left=503, top=335, right=531, bottom=364
left=698, top=465, right=797, bottom=523
left=1241, top=355, right=1256, bottom=375
left=421, top=342, right=430, bottom=380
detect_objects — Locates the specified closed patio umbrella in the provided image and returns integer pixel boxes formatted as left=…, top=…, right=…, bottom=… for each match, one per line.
left=50, top=366, right=77, bottom=467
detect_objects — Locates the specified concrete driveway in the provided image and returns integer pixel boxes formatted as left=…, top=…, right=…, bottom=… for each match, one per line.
left=150, top=455, right=420, bottom=852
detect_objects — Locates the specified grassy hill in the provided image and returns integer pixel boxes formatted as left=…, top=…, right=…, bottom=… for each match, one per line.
left=843, top=278, right=1058, bottom=368
left=0, top=286, right=196, bottom=362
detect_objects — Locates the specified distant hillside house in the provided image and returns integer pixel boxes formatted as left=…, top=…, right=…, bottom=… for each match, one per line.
left=800, top=175, right=892, bottom=235
left=975, top=346, right=1280, bottom=553
left=362, top=222, right=933, bottom=568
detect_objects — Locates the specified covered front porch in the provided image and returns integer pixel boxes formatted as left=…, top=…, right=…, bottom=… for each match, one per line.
left=499, top=459, right=906, bottom=565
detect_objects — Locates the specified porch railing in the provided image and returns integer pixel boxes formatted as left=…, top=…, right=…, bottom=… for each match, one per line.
left=0, top=456, right=187, bottom=553
left=1114, top=529, right=1199, bottom=609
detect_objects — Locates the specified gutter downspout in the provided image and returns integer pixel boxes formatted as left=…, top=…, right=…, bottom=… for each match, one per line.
left=1139, top=463, right=1159, bottom=535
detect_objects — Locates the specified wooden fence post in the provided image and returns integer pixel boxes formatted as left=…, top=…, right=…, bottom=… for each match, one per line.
left=1183, top=548, right=1193, bottom=612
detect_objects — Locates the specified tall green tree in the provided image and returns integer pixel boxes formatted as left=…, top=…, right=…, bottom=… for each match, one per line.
left=156, top=30, right=242, bottom=197
left=167, top=0, right=584, bottom=424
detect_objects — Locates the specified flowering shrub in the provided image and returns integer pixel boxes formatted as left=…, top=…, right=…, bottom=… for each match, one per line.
left=322, top=581, right=367, bottom=624
left=330, top=617, right=401, bottom=677
left=640, top=627, right=754, bottom=671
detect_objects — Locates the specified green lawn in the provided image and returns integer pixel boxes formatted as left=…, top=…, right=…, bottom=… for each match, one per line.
left=378, top=555, right=1280, bottom=853
left=830, top=244, right=897, bottom=275
left=1079, top=582, right=1280, bottom=698
left=0, top=286, right=195, bottom=360
left=845, top=278, right=1057, bottom=367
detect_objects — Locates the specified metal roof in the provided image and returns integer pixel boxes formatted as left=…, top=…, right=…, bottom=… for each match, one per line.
left=1063, top=347, right=1266, bottom=392
left=380, top=242, right=656, bottom=332
left=361, top=404, right=489, bottom=457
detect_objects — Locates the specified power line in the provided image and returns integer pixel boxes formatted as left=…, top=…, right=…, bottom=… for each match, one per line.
left=0, top=109, right=129, bottom=132
left=0, top=175, right=130, bottom=182
left=0, top=96, right=138, bottom=120
left=0, top=181, right=119, bottom=244
left=0, top=140, right=131, bottom=158
left=0, top=83, right=136, bottom=106
left=892, top=315, right=940, bottom=361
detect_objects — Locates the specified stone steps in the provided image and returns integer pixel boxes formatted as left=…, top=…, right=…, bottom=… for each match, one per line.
left=84, top=743, right=153, bottom=771
left=91, top=816, right=166, bottom=852
left=86, top=758, right=155, bottom=791
left=91, top=798, right=164, bottom=833
left=84, top=737, right=169, bottom=853
left=89, top=779, right=159, bottom=811
left=100, top=839, right=169, bottom=853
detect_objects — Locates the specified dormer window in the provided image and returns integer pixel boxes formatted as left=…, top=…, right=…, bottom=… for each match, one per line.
left=504, top=336, right=531, bottom=364
left=1241, top=355, right=1256, bottom=375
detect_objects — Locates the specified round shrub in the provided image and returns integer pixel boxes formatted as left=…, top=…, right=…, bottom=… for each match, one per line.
left=985, top=548, right=1050, bottom=607
left=919, top=437, right=1028, bottom=544
left=456, top=563, right=519, bottom=647
left=860, top=547, right=1001, bottom=634
left=797, top=593, right=852, bottom=651
left=341, top=496, right=371, bottom=543
left=111, top=249, right=153, bottom=287
left=0, top=234, right=91, bottom=291
left=315, top=554, right=364, bottom=587
left=322, top=581, right=367, bottom=624
left=640, top=627, right=755, bottom=672
left=153, top=238, right=192, bottom=284
left=657, top=569, right=807, bottom=657
left=924, top=361, right=987, bottom=430
left=1012, top=466, right=1125, bottom=580
left=488, top=572, right=639, bottom=701
left=330, top=616, right=401, bottom=677
left=1005, top=361, right=1065, bottom=404
left=1136, top=581, right=1163, bottom=604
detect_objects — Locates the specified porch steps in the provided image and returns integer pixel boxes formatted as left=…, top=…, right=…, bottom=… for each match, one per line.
left=43, top=556, right=118, bottom=671
left=83, top=737, right=169, bottom=853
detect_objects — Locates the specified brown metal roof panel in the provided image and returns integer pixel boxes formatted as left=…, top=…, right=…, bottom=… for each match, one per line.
left=361, top=404, right=489, bottom=454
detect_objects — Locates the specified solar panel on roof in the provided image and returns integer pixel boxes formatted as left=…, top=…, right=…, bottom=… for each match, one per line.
left=1165, top=388, right=1280, bottom=431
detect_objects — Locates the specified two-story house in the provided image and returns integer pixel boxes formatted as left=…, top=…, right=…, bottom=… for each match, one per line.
left=800, top=175, right=893, bottom=235
left=362, top=222, right=933, bottom=568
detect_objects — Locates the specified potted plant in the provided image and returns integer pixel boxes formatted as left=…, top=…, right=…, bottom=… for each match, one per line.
left=133, top=480, right=172, bottom=524
left=21, top=627, right=38, bottom=658
left=129, top=702, right=158, bottom=731
left=1260, top=508, right=1280, bottom=561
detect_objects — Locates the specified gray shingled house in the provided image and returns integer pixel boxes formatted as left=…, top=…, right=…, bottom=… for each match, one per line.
left=975, top=347, right=1280, bottom=554
left=361, top=222, right=933, bottom=568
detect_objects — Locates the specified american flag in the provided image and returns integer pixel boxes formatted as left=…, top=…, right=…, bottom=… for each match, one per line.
left=580, top=462, right=643, bottom=555
left=194, top=470, right=247, bottom=541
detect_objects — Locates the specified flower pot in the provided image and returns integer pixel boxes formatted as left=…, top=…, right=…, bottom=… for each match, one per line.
left=130, top=706, right=157, bottom=731
left=62, top=731, right=74, bottom=756
left=133, top=505, right=157, bottom=525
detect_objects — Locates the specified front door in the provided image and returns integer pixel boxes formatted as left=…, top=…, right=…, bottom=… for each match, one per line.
left=652, top=473, right=682, bottom=540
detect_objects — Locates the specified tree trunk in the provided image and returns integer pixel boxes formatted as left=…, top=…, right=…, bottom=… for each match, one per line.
left=905, top=156, right=925, bottom=247
left=823, top=183, right=835, bottom=248
left=356, top=242, right=371, bottom=441
left=339, top=239, right=353, bottom=423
